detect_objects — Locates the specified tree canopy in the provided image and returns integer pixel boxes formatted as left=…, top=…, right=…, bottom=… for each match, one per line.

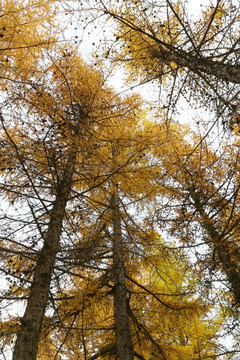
left=0, top=1, right=239, bottom=359
left=95, top=0, right=240, bottom=125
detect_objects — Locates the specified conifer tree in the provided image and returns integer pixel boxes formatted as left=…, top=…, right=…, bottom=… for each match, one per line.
left=93, top=0, right=240, bottom=125
left=0, top=48, right=144, bottom=359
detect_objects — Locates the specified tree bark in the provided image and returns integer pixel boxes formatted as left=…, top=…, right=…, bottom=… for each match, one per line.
left=191, top=192, right=240, bottom=305
left=13, top=145, right=78, bottom=360
left=152, top=47, right=240, bottom=84
left=111, top=188, right=134, bottom=360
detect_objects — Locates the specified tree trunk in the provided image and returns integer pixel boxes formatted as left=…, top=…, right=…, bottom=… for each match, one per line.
left=152, top=47, right=240, bottom=84
left=191, top=192, right=240, bottom=305
left=111, top=188, right=134, bottom=360
left=13, top=146, right=78, bottom=360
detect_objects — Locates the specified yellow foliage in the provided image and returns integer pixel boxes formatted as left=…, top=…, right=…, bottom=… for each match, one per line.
left=0, top=0, right=61, bottom=85
left=163, top=345, right=194, bottom=360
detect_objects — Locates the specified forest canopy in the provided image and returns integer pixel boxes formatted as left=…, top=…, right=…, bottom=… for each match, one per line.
left=0, top=1, right=239, bottom=359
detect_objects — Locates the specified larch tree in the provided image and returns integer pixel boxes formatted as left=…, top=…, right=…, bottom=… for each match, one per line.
left=88, top=0, right=240, bottom=126
left=24, top=114, right=230, bottom=360
left=42, top=233, right=225, bottom=360
left=147, top=121, right=240, bottom=309
left=0, top=47, right=146, bottom=359
left=0, top=1, right=239, bottom=359
left=1, top=74, right=236, bottom=358
left=76, top=0, right=240, bottom=314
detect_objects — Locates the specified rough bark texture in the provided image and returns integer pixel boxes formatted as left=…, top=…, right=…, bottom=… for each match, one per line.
left=153, top=48, right=240, bottom=84
left=111, top=189, right=134, bottom=360
left=192, top=192, right=240, bottom=305
left=13, top=147, right=77, bottom=360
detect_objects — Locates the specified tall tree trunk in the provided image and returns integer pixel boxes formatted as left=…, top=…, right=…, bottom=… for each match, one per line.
left=191, top=192, right=240, bottom=305
left=13, top=146, right=78, bottom=360
left=111, top=188, right=134, bottom=360
left=152, top=47, right=240, bottom=84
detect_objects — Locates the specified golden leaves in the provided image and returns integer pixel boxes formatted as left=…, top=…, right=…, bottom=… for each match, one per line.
left=0, top=0, right=61, bottom=86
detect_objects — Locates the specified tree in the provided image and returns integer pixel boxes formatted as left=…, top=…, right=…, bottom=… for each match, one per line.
left=94, top=0, right=240, bottom=125
left=148, top=121, right=240, bottom=307
left=111, top=187, right=134, bottom=360
left=76, top=0, right=240, bottom=309
left=1, top=69, right=230, bottom=358
left=0, top=47, right=145, bottom=359
left=13, top=115, right=230, bottom=359
left=34, top=229, right=225, bottom=360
